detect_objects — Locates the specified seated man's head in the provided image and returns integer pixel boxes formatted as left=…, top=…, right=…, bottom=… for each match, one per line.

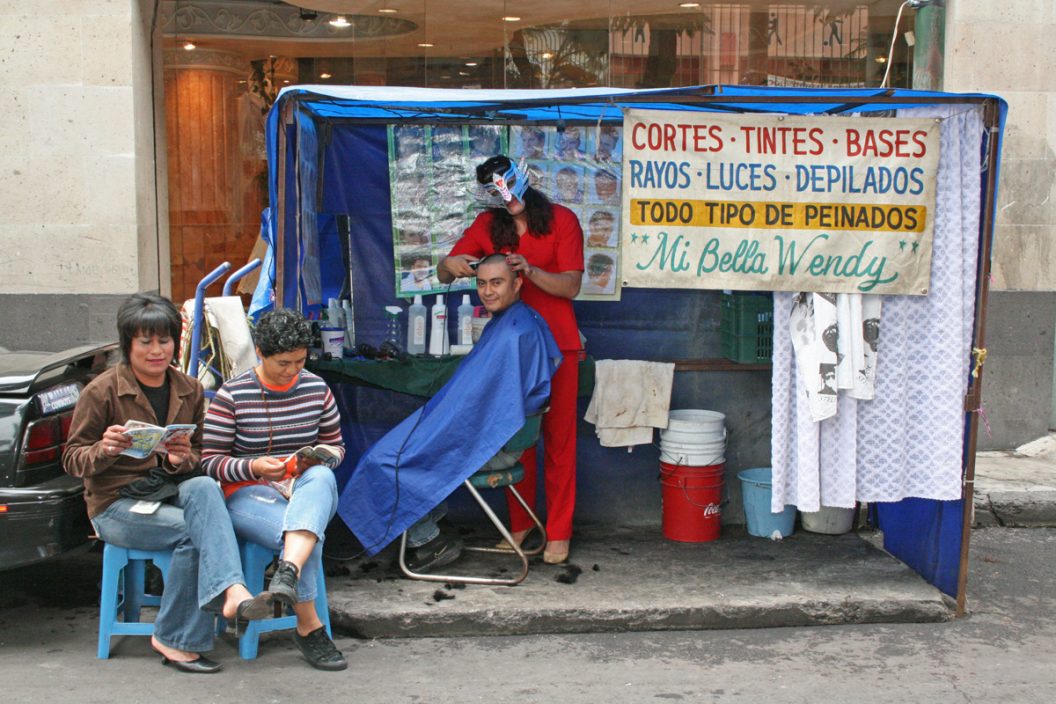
left=475, top=253, right=522, bottom=315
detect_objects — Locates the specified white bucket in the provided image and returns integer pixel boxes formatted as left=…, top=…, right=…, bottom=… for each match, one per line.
left=659, top=448, right=726, bottom=467
left=800, top=506, right=856, bottom=535
left=661, top=409, right=726, bottom=446
left=320, top=327, right=345, bottom=358
left=659, top=436, right=726, bottom=468
left=666, top=409, right=726, bottom=434
left=658, top=441, right=726, bottom=451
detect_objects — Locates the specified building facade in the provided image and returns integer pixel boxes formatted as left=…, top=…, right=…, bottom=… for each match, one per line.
left=0, top=0, right=1052, bottom=447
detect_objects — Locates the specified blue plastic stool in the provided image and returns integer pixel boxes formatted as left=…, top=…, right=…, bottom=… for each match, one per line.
left=97, top=543, right=172, bottom=659
left=225, top=541, right=331, bottom=660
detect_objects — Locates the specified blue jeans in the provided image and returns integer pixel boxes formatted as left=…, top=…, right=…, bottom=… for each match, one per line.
left=225, top=466, right=338, bottom=602
left=91, top=476, right=244, bottom=653
left=406, top=502, right=448, bottom=548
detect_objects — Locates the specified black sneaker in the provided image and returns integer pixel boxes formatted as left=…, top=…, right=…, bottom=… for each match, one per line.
left=269, top=560, right=299, bottom=608
left=406, top=534, right=464, bottom=573
left=293, top=626, right=348, bottom=671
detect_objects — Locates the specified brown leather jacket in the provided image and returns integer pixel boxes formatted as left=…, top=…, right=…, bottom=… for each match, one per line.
left=62, top=363, right=204, bottom=518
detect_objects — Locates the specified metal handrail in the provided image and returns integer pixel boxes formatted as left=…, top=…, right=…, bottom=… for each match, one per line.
left=222, top=258, right=262, bottom=296
left=187, top=262, right=231, bottom=379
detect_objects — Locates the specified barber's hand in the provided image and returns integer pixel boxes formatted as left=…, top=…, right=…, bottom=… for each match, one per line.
left=251, top=456, right=288, bottom=481
left=442, top=255, right=478, bottom=279
left=161, top=434, right=193, bottom=468
left=100, top=425, right=133, bottom=459
left=505, top=253, right=533, bottom=278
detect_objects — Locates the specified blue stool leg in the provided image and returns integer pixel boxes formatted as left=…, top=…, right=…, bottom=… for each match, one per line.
left=124, top=558, right=145, bottom=623
left=235, top=542, right=333, bottom=660
left=238, top=542, right=276, bottom=660
left=98, top=546, right=175, bottom=659
left=97, top=544, right=129, bottom=659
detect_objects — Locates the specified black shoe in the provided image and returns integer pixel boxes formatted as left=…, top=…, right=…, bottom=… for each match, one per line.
left=293, top=626, right=348, bottom=671
left=158, top=653, right=223, bottom=674
left=235, top=591, right=275, bottom=622
left=269, top=560, right=299, bottom=608
left=406, top=534, right=464, bottom=573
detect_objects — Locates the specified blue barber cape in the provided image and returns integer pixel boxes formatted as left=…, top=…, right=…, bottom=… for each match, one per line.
left=337, top=300, right=561, bottom=555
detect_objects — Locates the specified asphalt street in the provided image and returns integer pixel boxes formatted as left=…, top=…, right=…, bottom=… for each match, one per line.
left=1, top=527, right=1053, bottom=704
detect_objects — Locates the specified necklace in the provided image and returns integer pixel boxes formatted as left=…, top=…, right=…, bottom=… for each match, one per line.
left=255, top=367, right=273, bottom=455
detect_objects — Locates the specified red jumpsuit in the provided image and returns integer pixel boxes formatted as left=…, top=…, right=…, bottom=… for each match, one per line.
left=449, top=204, right=583, bottom=540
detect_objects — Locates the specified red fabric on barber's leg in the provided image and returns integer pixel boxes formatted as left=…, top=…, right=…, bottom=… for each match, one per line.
left=507, top=351, right=578, bottom=540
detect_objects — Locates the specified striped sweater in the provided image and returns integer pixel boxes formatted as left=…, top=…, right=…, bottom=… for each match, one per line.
left=202, top=368, right=345, bottom=492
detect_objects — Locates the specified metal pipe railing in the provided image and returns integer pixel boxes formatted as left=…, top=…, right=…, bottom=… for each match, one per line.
left=187, top=261, right=231, bottom=379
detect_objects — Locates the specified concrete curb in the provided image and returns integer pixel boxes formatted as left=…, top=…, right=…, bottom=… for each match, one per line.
left=324, top=527, right=952, bottom=639
left=973, top=434, right=1056, bottom=528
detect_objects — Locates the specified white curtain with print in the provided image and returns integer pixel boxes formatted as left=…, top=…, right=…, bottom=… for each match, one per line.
left=770, top=105, right=984, bottom=512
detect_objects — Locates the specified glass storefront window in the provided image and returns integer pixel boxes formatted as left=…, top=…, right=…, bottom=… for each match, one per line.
left=160, top=0, right=918, bottom=300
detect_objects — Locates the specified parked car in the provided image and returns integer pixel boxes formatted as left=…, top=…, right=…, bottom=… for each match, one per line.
left=0, top=343, right=117, bottom=570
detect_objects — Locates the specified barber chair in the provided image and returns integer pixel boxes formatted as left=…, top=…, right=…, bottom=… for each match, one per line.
left=397, top=410, right=547, bottom=586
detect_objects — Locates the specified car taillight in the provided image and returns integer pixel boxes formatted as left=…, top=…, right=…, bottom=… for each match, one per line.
left=27, top=418, right=60, bottom=449
left=60, top=413, right=73, bottom=438
left=22, top=416, right=64, bottom=466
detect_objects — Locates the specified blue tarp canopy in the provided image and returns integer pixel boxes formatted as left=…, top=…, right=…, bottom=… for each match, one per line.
left=267, top=83, right=995, bottom=122
left=261, top=84, right=1006, bottom=608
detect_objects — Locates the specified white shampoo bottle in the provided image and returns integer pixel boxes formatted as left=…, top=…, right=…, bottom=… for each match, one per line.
left=407, top=295, right=427, bottom=355
left=428, top=295, right=450, bottom=356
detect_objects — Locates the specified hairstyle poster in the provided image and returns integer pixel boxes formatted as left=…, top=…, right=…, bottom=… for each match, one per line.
left=388, top=124, right=507, bottom=298
left=510, top=123, right=624, bottom=302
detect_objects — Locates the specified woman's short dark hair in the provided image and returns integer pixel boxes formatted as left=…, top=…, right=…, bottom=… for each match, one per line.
left=116, top=293, right=182, bottom=363
left=253, top=309, right=314, bottom=358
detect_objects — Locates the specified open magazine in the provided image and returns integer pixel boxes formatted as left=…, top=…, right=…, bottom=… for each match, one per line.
left=268, top=444, right=342, bottom=499
left=120, top=420, right=197, bottom=459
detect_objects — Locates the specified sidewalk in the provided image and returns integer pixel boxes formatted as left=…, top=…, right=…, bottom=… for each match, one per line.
left=973, top=432, right=1056, bottom=527
left=323, top=525, right=951, bottom=639
left=319, top=434, right=1055, bottom=640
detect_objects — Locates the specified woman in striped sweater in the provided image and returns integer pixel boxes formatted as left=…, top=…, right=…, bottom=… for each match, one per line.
left=202, top=309, right=347, bottom=671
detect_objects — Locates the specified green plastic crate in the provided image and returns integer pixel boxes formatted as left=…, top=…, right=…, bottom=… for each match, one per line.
left=720, top=293, right=774, bottom=363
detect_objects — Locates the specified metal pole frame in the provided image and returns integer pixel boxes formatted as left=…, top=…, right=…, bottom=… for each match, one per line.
left=955, top=97, right=1003, bottom=617
left=267, top=89, right=1005, bottom=610
left=274, top=100, right=294, bottom=311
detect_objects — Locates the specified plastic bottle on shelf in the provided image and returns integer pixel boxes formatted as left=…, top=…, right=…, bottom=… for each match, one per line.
left=384, top=306, right=403, bottom=351
left=407, top=295, right=427, bottom=355
left=428, top=295, right=450, bottom=357
left=457, top=294, right=474, bottom=347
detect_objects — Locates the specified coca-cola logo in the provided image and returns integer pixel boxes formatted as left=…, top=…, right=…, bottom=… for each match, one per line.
left=702, top=504, right=721, bottom=517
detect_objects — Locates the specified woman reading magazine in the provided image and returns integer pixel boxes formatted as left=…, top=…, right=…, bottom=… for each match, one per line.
left=202, top=308, right=347, bottom=671
left=63, top=293, right=274, bottom=674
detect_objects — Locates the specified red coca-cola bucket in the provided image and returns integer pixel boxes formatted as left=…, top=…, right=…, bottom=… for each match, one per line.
left=659, top=461, right=725, bottom=542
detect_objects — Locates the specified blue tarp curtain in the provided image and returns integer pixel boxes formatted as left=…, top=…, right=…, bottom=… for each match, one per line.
left=259, top=84, right=1007, bottom=599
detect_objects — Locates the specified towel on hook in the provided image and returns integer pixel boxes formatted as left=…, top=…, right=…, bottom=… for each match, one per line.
left=585, top=360, right=675, bottom=447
